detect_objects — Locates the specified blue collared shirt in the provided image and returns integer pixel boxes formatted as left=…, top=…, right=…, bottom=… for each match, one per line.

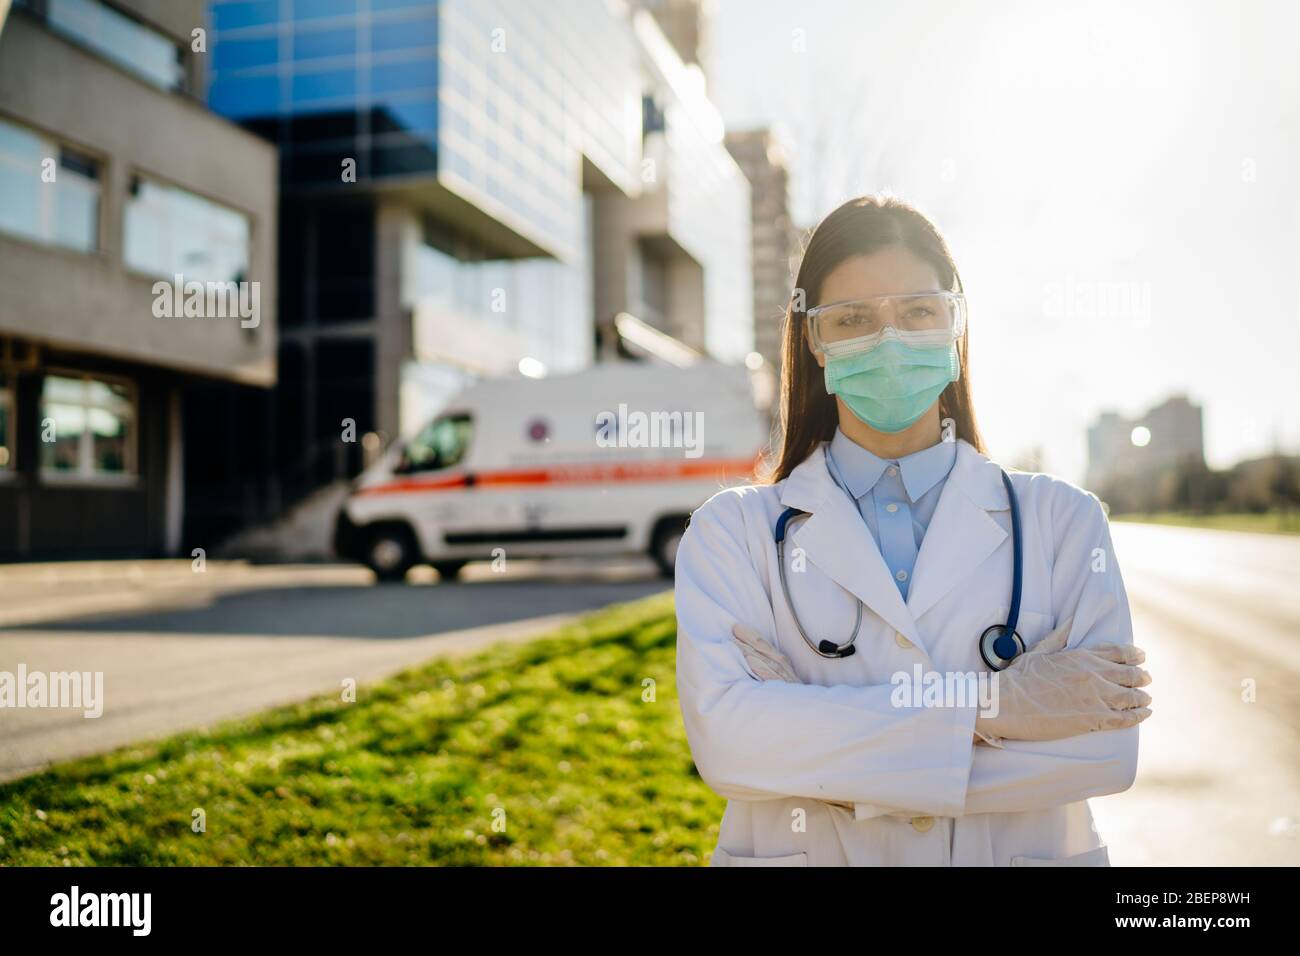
left=824, top=428, right=958, bottom=600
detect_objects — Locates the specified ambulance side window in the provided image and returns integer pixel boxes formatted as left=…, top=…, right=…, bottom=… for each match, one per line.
left=403, top=413, right=472, bottom=473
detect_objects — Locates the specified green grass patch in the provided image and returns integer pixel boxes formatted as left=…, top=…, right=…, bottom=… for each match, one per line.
left=0, top=592, right=723, bottom=866
left=1112, top=510, right=1300, bottom=536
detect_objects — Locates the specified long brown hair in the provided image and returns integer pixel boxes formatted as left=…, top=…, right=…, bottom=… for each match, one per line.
left=767, top=195, right=985, bottom=482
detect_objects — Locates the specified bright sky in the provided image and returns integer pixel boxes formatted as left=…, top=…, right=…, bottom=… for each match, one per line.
left=710, top=0, right=1300, bottom=482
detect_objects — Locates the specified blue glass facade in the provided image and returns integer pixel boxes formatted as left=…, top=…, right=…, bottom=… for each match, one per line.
left=207, top=1, right=749, bottom=437
left=209, top=0, right=643, bottom=262
left=210, top=1, right=442, bottom=189
left=207, top=0, right=646, bottom=432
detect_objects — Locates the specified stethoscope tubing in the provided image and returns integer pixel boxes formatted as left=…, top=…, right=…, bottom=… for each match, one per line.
left=1000, top=468, right=1023, bottom=640
left=776, top=522, right=864, bottom=658
left=775, top=466, right=1023, bottom=665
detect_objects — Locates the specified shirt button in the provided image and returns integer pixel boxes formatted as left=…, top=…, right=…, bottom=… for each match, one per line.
left=886, top=466, right=898, bottom=477
left=896, top=569, right=908, bottom=582
left=895, top=632, right=913, bottom=649
left=911, top=816, right=935, bottom=832
left=885, top=503, right=899, bottom=513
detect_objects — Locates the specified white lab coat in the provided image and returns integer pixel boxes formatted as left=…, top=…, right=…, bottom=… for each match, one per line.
left=674, top=438, right=1138, bottom=866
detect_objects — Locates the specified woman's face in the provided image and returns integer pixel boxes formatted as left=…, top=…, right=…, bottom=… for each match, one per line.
left=809, top=245, right=943, bottom=368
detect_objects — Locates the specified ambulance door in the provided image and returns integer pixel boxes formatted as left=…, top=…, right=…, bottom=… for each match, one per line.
left=394, top=412, right=482, bottom=558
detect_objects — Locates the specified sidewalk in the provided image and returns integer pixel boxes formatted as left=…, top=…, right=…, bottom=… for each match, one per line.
left=0, top=559, right=667, bottom=782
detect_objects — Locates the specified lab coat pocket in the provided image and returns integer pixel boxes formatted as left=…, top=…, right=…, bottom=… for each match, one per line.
left=712, top=847, right=808, bottom=867
left=1011, top=845, right=1110, bottom=867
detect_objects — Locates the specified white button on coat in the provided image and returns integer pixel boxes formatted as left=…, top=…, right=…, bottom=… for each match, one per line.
left=675, top=439, right=1138, bottom=867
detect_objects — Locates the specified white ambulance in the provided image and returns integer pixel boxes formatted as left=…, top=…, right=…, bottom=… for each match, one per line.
left=333, top=361, right=770, bottom=581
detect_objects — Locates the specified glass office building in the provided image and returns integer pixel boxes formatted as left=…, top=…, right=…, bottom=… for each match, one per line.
left=210, top=0, right=640, bottom=263
left=210, top=0, right=642, bottom=430
left=208, top=0, right=752, bottom=517
left=633, top=8, right=751, bottom=361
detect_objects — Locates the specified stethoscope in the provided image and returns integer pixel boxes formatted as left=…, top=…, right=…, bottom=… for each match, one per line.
left=774, top=455, right=1026, bottom=671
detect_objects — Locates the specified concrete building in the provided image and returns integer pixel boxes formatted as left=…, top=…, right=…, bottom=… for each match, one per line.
left=592, top=7, right=751, bottom=362
left=629, top=0, right=711, bottom=81
left=0, top=0, right=277, bottom=558
left=1086, top=394, right=1205, bottom=490
left=207, top=0, right=751, bottom=525
left=725, top=127, right=799, bottom=371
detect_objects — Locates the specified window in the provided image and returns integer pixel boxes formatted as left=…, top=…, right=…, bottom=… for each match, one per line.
left=124, top=176, right=250, bottom=283
left=213, top=35, right=279, bottom=72
left=0, top=371, right=13, bottom=471
left=400, top=414, right=472, bottom=473
left=44, top=0, right=184, bottom=92
left=39, top=373, right=136, bottom=479
left=0, top=115, right=100, bottom=252
left=292, top=28, right=356, bottom=62
left=290, top=68, right=356, bottom=106
left=370, top=12, right=438, bottom=53
left=642, top=95, right=666, bottom=136
left=211, top=0, right=280, bottom=32
left=208, top=73, right=280, bottom=119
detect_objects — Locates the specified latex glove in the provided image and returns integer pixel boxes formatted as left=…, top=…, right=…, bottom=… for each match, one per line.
left=975, top=617, right=1152, bottom=745
left=731, top=622, right=800, bottom=682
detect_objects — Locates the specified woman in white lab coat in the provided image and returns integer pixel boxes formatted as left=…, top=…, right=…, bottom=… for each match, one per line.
left=674, top=196, right=1152, bottom=866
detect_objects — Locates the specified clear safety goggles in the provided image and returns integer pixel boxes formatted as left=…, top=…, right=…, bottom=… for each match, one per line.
left=806, top=292, right=967, bottom=356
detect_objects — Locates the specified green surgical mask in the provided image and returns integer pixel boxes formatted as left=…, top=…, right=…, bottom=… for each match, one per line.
left=823, top=338, right=959, bottom=434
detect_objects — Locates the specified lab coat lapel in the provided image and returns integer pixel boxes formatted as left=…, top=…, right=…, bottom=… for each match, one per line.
left=905, top=440, right=1010, bottom=623
left=779, top=445, right=925, bottom=653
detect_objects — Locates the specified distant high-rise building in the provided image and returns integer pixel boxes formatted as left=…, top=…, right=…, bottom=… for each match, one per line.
left=725, top=128, right=799, bottom=371
left=1086, top=394, right=1205, bottom=490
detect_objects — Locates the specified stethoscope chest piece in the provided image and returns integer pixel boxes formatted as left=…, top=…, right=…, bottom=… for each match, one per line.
left=979, top=624, right=1024, bottom=671
left=819, top=640, right=855, bottom=658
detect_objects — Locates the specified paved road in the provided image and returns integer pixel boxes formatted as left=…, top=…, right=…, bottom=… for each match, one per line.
left=0, top=559, right=669, bottom=783
left=2, top=525, right=1298, bottom=866
left=1096, top=523, right=1300, bottom=865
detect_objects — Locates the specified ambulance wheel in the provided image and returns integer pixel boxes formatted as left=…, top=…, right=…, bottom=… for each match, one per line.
left=650, top=517, right=687, bottom=577
left=432, top=560, right=467, bottom=581
left=365, top=525, right=418, bottom=582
